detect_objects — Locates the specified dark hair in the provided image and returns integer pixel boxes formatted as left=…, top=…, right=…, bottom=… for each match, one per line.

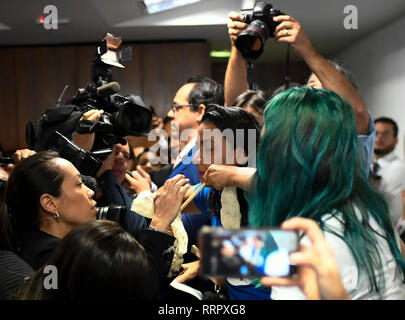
left=328, top=60, right=359, bottom=90
left=271, top=82, right=303, bottom=99
left=232, top=90, right=267, bottom=113
left=5, top=151, right=64, bottom=235
left=375, top=117, right=398, bottom=137
left=201, top=104, right=260, bottom=161
left=201, top=105, right=260, bottom=224
left=307, top=60, right=358, bottom=91
left=19, top=220, right=148, bottom=300
left=186, top=76, right=225, bottom=109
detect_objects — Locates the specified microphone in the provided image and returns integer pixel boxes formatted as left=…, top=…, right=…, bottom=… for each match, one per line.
left=96, top=81, right=120, bottom=97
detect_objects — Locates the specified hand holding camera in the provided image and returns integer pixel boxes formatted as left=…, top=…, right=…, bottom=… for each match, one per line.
left=73, top=109, right=105, bottom=151
left=273, top=15, right=315, bottom=59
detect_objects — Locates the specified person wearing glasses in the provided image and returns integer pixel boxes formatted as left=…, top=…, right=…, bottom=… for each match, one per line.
left=165, top=76, right=225, bottom=184
left=372, top=117, right=405, bottom=227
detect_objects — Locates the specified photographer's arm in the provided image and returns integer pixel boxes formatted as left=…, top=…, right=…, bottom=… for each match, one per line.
left=72, top=109, right=104, bottom=151
left=224, top=12, right=249, bottom=106
left=273, top=15, right=369, bottom=135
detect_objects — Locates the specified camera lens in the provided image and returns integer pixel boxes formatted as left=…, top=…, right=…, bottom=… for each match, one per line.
left=96, top=205, right=125, bottom=223
left=235, top=20, right=270, bottom=60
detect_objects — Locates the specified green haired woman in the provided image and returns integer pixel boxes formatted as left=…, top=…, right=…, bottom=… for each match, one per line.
left=247, top=87, right=405, bottom=299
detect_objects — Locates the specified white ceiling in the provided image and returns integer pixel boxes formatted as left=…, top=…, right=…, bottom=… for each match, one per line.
left=1, top=0, right=405, bottom=61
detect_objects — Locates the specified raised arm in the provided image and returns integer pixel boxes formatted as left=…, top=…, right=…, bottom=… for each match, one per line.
left=273, top=15, right=370, bottom=134
left=224, top=11, right=249, bottom=106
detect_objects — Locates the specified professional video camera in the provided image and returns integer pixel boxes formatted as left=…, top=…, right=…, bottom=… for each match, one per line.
left=235, top=2, right=284, bottom=61
left=26, top=33, right=152, bottom=166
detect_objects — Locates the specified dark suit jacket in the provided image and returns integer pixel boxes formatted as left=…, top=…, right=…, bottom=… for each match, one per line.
left=97, top=170, right=147, bottom=234
left=18, top=230, right=60, bottom=270
left=0, top=250, right=34, bottom=299
left=149, top=164, right=173, bottom=188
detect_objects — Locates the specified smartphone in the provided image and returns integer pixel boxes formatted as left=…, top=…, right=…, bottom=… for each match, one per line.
left=198, top=226, right=299, bottom=278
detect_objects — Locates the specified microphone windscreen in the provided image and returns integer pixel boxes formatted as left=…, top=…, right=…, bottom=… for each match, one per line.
left=96, top=81, right=120, bottom=97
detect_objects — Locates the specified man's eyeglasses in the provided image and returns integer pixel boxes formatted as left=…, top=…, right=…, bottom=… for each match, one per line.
left=376, top=130, right=394, bottom=138
left=170, top=104, right=195, bottom=113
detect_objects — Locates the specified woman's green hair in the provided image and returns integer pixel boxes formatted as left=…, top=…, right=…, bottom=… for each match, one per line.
left=247, top=86, right=405, bottom=296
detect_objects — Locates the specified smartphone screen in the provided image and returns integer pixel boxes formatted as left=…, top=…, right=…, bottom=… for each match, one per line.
left=198, top=227, right=299, bottom=278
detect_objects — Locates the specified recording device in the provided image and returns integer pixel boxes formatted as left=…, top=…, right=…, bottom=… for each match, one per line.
left=26, top=33, right=152, bottom=165
left=68, top=33, right=152, bottom=151
left=96, top=205, right=126, bottom=224
left=44, top=131, right=109, bottom=177
left=235, top=2, right=284, bottom=61
left=0, top=156, right=14, bottom=166
left=198, top=227, right=298, bottom=278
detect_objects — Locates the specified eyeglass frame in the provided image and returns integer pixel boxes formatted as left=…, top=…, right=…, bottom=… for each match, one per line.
left=170, top=103, right=196, bottom=113
left=375, top=130, right=395, bottom=138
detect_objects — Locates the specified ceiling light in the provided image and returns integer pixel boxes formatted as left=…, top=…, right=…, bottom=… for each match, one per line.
left=36, top=17, right=70, bottom=26
left=210, top=50, right=231, bottom=58
left=143, top=0, right=201, bottom=14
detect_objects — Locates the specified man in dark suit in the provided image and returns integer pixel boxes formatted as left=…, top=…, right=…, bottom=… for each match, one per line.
left=96, top=141, right=148, bottom=234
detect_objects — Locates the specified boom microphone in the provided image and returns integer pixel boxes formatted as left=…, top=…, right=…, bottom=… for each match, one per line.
left=96, top=81, right=120, bottom=97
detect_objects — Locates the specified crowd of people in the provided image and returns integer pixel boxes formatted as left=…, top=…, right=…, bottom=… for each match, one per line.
left=1, top=11, right=405, bottom=301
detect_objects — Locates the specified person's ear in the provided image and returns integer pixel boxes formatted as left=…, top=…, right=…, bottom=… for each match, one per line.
left=394, top=136, right=398, bottom=146
left=39, top=194, right=58, bottom=214
left=195, top=104, right=206, bottom=123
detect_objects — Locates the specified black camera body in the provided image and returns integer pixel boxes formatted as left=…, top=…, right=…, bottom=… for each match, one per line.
left=235, top=2, right=284, bottom=61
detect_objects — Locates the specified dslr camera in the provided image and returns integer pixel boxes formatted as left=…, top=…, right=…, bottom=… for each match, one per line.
left=235, top=2, right=284, bottom=61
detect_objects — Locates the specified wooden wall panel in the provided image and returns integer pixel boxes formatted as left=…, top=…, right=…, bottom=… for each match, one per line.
left=0, top=41, right=210, bottom=151
left=0, top=48, right=18, bottom=151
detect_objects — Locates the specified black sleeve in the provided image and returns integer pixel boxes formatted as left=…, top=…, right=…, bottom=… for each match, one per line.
left=135, top=229, right=175, bottom=299
left=97, top=170, right=147, bottom=233
left=0, top=251, right=34, bottom=299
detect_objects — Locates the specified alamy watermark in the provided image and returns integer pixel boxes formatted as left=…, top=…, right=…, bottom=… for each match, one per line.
left=146, top=121, right=257, bottom=168
left=343, top=5, right=358, bottom=30
left=43, top=5, right=58, bottom=30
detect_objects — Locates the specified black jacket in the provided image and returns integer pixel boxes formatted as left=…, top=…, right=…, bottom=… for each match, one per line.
left=97, top=170, right=147, bottom=234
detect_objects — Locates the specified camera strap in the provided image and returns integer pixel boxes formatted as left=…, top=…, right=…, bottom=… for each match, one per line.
left=246, top=60, right=255, bottom=90
left=284, top=44, right=291, bottom=89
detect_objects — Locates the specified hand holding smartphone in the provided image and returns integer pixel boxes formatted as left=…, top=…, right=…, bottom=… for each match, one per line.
left=198, top=227, right=299, bottom=278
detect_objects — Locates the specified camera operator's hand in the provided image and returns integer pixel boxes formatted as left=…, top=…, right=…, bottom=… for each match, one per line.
left=124, top=170, right=151, bottom=195
left=73, top=109, right=104, bottom=151
left=151, top=175, right=190, bottom=232
left=13, top=148, right=36, bottom=163
left=227, top=11, right=248, bottom=46
left=6, top=149, right=37, bottom=174
left=260, top=217, right=350, bottom=300
left=273, top=15, right=315, bottom=59
left=96, top=144, right=116, bottom=178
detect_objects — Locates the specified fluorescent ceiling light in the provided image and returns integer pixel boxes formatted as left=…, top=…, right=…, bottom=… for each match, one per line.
left=0, top=22, right=11, bottom=31
left=210, top=50, right=231, bottom=58
left=143, top=0, right=201, bottom=14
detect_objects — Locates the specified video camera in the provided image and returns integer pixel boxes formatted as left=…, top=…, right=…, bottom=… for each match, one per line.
left=26, top=33, right=152, bottom=170
left=235, top=2, right=284, bottom=61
